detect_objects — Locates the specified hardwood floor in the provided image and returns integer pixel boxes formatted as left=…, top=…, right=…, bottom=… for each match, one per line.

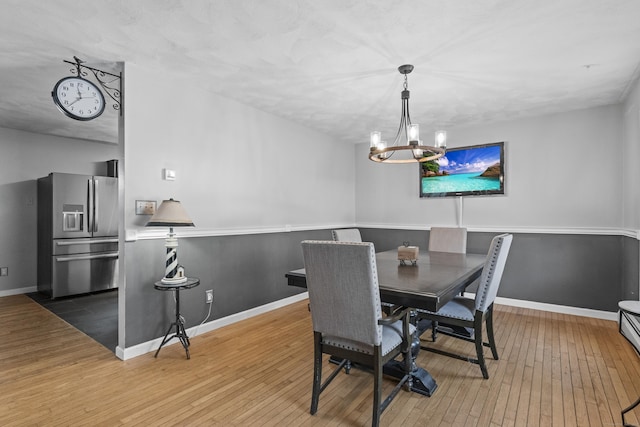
left=1, top=294, right=639, bottom=426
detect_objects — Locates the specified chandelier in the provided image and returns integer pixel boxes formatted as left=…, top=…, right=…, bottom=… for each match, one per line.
left=369, top=65, right=447, bottom=164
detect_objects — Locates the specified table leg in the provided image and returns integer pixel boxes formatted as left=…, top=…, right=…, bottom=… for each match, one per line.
left=154, top=322, right=177, bottom=358
left=154, top=289, right=191, bottom=359
left=328, top=315, right=438, bottom=397
left=383, top=315, right=438, bottom=396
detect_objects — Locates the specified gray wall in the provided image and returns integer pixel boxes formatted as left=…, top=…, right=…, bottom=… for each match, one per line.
left=363, top=228, right=634, bottom=312
left=622, top=235, right=640, bottom=300
left=124, top=229, right=326, bottom=346
left=126, top=227, right=636, bottom=346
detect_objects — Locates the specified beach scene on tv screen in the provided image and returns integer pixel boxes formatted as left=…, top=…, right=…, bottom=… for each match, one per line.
left=421, top=144, right=502, bottom=194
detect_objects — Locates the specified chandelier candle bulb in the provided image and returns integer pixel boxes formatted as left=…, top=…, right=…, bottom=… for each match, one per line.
left=408, top=124, right=420, bottom=144
left=435, top=130, right=447, bottom=148
left=379, top=141, right=388, bottom=158
left=370, top=131, right=381, bottom=149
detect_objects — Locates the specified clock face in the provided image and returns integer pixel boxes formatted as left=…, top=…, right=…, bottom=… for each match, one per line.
left=52, top=76, right=106, bottom=121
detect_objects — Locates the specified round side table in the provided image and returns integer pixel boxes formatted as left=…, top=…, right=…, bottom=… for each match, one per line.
left=154, top=277, right=200, bottom=359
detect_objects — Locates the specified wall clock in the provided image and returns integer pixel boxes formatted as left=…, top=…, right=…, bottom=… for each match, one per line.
left=52, top=76, right=106, bottom=121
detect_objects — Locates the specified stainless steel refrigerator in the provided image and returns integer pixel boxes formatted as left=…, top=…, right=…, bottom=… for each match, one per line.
left=37, top=173, right=119, bottom=298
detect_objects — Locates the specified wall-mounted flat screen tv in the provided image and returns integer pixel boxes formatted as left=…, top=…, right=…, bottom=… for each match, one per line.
left=420, top=141, right=505, bottom=198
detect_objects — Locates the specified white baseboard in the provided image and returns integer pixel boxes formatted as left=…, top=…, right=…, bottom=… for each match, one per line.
left=0, top=286, right=37, bottom=297
left=495, top=296, right=618, bottom=321
left=462, top=292, right=618, bottom=321
left=116, top=292, right=310, bottom=360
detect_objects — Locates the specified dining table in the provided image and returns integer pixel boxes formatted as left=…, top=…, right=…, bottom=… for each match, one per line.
left=286, top=248, right=487, bottom=397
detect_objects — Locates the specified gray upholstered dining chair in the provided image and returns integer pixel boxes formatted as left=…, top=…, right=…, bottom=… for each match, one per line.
left=301, top=240, right=414, bottom=427
left=332, top=228, right=400, bottom=316
left=427, top=227, right=468, bottom=340
left=428, top=227, right=467, bottom=253
left=417, top=233, right=512, bottom=379
left=331, top=228, right=362, bottom=242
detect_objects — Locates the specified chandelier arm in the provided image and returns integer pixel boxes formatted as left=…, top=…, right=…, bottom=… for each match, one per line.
left=368, top=145, right=445, bottom=164
left=404, top=99, right=411, bottom=144
left=393, top=101, right=406, bottom=147
left=404, top=100, right=412, bottom=147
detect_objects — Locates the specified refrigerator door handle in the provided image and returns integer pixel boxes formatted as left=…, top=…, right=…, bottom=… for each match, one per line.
left=93, top=178, right=99, bottom=233
left=56, top=238, right=119, bottom=246
left=88, top=178, right=95, bottom=233
left=56, top=252, right=119, bottom=262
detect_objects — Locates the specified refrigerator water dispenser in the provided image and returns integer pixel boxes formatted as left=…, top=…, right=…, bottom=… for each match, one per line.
left=62, top=204, right=84, bottom=232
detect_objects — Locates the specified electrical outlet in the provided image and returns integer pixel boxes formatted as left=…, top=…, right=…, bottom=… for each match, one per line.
left=206, top=289, right=213, bottom=304
left=0, top=267, right=7, bottom=276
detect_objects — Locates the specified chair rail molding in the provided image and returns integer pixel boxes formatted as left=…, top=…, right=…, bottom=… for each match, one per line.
left=126, top=223, right=358, bottom=242
left=126, top=224, right=638, bottom=242
left=356, top=223, right=640, bottom=239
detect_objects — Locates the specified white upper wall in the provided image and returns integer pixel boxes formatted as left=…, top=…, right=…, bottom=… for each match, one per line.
left=623, top=76, right=640, bottom=230
left=123, top=63, right=355, bottom=234
left=355, top=104, right=623, bottom=230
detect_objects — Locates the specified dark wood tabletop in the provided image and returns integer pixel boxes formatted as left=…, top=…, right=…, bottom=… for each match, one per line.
left=286, top=249, right=486, bottom=312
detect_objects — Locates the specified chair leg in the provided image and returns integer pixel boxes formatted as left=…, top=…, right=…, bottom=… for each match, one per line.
left=431, top=320, right=438, bottom=341
left=486, top=305, right=499, bottom=360
left=372, top=351, right=382, bottom=427
left=474, top=314, right=489, bottom=379
left=310, top=333, right=322, bottom=415
left=622, top=394, right=640, bottom=427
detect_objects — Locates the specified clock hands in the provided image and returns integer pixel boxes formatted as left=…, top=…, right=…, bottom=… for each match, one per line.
left=70, top=85, right=95, bottom=105
left=69, top=86, right=86, bottom=106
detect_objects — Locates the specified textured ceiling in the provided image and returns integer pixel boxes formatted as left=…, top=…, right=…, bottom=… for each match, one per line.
left=1, top=0, right=640, bottom=145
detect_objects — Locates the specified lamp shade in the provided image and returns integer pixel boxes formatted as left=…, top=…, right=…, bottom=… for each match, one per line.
left=145, top=198, right=194, bottom=227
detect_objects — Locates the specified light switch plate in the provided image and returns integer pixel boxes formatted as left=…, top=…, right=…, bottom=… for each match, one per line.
left=135, top=200, right=156, bottom=215
left=164, top=169, right=176, bottom=181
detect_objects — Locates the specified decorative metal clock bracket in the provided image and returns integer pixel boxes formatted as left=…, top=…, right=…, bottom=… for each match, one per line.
left=63, top=56, right=122, bottom=115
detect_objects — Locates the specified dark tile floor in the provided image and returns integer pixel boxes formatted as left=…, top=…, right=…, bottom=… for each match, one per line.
left=27, top=289, right=118, bottom=352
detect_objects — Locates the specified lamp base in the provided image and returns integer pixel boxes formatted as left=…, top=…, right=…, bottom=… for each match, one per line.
left=161, top=276, right=188, bottom=285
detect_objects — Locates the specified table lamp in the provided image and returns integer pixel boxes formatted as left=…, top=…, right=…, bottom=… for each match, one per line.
left=145, top=198, right=195, bottom=284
